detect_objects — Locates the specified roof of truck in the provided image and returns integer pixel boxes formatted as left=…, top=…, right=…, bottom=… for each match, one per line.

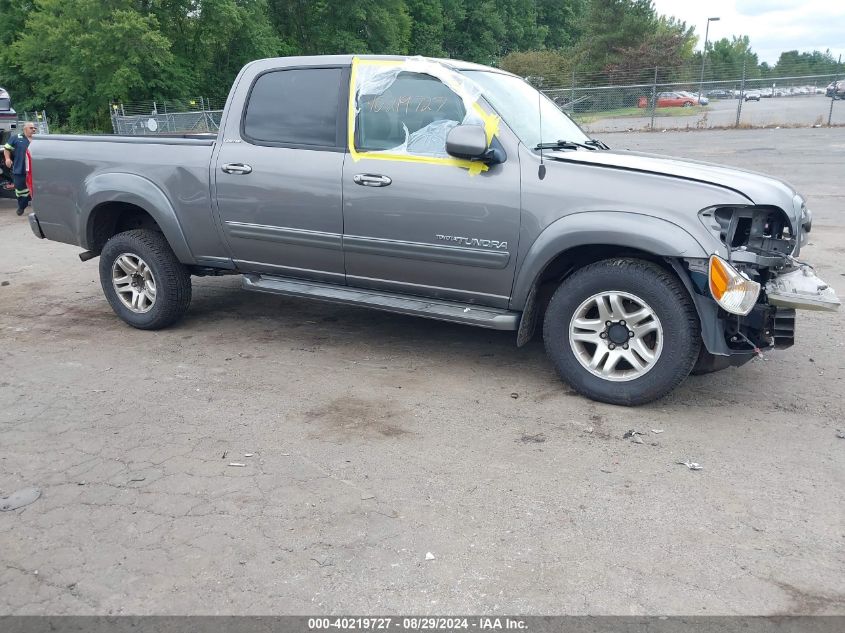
left=247, top=55, right=512, bottom=76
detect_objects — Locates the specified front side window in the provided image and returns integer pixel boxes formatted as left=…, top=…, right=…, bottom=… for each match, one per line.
left=356, top=72, right=466, bottom=157
left=243, top=68, right=343, bottom=147
left=347, top=57, right=500, bottom=175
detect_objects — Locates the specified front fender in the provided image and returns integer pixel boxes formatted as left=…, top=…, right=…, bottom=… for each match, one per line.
left=82, top=172, right=195, bottom=264
left=510, top=211, right=710, bottom=309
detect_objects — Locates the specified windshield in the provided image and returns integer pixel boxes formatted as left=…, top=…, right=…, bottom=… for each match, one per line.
left=462, top=70, right=589, bottom=148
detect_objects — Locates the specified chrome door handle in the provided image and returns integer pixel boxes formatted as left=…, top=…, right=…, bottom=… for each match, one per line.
left=353, top=173, right=392, bottom=187
left=221, top=163, right=253, bottom=175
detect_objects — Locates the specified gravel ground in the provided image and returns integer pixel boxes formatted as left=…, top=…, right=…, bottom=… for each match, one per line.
left=0, top=127, right=843, bottom=615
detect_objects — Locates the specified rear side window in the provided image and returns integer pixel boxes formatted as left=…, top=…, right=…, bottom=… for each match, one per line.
left=243, top=68, right=343, bottom=148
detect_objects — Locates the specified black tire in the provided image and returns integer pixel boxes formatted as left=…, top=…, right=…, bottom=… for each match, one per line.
left=682, top=101, right=693, bottom=107
left=542, top=258, right=700, bottom=406
left=99, top=229, right=191, bottom=330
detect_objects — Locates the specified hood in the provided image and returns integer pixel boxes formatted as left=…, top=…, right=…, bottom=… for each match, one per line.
left=548, top=148, right=802, bottom=221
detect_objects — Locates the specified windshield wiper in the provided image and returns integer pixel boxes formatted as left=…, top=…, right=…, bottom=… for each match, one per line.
left=535, top=140, right=597, bottom=151
left=584, top=138, right=610, bottom=150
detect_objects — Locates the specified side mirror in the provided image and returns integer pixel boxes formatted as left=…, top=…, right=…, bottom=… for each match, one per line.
left=445, top=124, right=489, bottom=160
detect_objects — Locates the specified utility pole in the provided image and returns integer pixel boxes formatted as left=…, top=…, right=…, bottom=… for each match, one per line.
left=698, top=17, right=721, bottom=104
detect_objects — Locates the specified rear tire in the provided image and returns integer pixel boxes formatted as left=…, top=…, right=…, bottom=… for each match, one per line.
left=543, top=258, right=700, bottom=406
left=99, top=229, right=192, bottom=330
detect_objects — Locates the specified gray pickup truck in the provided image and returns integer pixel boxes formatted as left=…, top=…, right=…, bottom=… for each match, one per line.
left=28, top=55, right=839, bottom=405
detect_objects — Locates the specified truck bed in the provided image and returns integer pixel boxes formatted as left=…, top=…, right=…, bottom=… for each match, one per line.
left=31, top=134, right=224, bottom=265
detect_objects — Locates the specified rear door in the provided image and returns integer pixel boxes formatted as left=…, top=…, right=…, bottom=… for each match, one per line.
left=213, top=65, right=348, bottom=283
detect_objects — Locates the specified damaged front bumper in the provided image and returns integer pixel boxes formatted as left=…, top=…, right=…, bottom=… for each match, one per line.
left=681, top=255, right=839, bottom=359
left=690, top=200, right=839, bottom=357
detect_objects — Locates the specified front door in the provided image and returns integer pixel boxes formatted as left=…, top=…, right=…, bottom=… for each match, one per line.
left=341, top=59, right=521, bottom=309
left=214, top=65, right=348, bottom=283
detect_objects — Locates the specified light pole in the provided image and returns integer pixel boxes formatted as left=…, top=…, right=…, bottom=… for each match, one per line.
left=698, top=17, right=720, bottom=103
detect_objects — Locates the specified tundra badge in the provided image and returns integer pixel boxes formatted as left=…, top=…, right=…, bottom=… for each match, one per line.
left=435, top=234, right=508, bottom=249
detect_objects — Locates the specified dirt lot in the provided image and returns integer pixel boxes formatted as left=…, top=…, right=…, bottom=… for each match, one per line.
left=1, top=128, right=844, bottom=615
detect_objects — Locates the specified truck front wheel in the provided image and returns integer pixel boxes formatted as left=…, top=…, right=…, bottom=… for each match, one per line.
left=543, top=258, right=700, bottom=405
left=99, top=229, right=192, bottom=330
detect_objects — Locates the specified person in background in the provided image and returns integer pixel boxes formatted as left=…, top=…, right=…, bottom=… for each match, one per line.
left=3, top=121, right=37, bottom=216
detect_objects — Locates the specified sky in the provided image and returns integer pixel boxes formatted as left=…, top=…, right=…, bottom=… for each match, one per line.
left=650, top=0, right=845, bottom=65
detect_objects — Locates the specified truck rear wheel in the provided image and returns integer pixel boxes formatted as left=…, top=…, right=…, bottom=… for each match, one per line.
left=542, top=258, right=700, bottom=406
left=99, top=229, right=192, bottom=330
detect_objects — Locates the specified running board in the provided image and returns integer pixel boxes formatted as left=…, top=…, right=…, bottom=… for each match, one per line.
left=242, top=274, right=520, bottom=330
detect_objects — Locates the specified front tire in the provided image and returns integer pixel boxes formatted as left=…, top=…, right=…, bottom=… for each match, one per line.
left=543, top=259, right=700, bottom=406
left=99, top=229, right=192, bottom=330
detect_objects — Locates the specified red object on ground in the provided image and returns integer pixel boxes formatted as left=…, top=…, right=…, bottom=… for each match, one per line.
left=26, top=148, right=33, bottom=198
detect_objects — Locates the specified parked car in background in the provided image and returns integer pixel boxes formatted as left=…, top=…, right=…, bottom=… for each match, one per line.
left=705, top=89, right=732, bottom=99
left=655, top=92, right=697, bottom=107
left=744, top=91, right=761, bottom=102
left=677, top=91, right=709, bottom=106
left=759, top=88, right=773, bottom=98
left=829, top=80, right=845, bottom=99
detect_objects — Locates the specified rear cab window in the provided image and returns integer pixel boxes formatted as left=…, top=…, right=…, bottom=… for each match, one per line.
left=242, top=67, right=348, bottom=150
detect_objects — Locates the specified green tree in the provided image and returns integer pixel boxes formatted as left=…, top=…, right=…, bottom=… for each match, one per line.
left=700, top=36, right=759, bottom=81
left=406, top=0, right=447, bottom=57
left=499, top=50, right=573, bottom=86
left=442, top=0, right=506, bottom=63
left=575, top=0, right=658, bottom=74
left=268, top=0, right=411, bottom=55
left=604, top=15, right=696, bottom=82
left=537, top=0, right=585, bottom=49
left=148, top=0, right=283, bottom=103
left=0, top=1, right=36, bottom=109
left=8, top=0, right=178, bottom=131
left=773, top=49, right=841, bottom=76
left=496, top=0, right=546, bottom=54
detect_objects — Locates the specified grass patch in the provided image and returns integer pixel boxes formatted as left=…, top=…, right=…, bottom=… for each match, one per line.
left=573, top=105, right=708, bottom=124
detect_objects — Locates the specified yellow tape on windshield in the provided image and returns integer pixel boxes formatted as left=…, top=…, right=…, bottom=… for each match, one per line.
left=347, top=57, right=499, bottom=176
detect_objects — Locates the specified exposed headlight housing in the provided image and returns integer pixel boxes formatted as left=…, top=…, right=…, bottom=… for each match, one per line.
left=709, top=255, right=761, bottom=315
left=699, top=205, right=795, bottom=256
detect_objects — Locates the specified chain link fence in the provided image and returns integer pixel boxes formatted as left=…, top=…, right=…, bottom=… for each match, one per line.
left=534, top=59, right=843, bottom=134
left=108, top=59, right=844, bottom=136
left=109, top=98, right=223, bottom=135
left=1, top=110, right=50, bottom=135
left=22, top=111, right=50, bottom=134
